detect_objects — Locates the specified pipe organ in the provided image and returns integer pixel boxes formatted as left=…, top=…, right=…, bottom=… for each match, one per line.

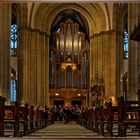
left=49, top=19, right=89, bottom=103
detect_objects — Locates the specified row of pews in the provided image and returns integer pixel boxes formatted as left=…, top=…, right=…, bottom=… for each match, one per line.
left=0, top=97, right=54, bottom=137
left=77, top=92, right=140, bottom=137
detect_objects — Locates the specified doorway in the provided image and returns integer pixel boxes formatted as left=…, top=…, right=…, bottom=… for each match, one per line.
left=53, top=100, right=64, bottom=106
left=72, top=100, right=82, bottom=107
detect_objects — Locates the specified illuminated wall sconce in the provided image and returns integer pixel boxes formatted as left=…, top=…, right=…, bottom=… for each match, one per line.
left=55, top=93, right=59, bottom=96
left=78, top=93, right=81, bottom=96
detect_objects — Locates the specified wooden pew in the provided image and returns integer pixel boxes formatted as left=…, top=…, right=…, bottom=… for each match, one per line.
left=105, top=97, right=140, bottom=137
left=33, top=106, right=48, bottom=131
left=20, top=104, right=48, bottom=134
left=87, top=108, right=94, bottom=130
left=98, top=107, right=108, bottom=136
left=105, top=103, right=118, bottom=137
left=4, top=102, right=20, bottom=137
left=118, top=96, right=140, bottom=137
left=91, top=109, right=98, bottom=132
left=19, top=103, right=29, bottom=135
left=0, top=100, right=52, bottom=137
left=0, top=96, right=6, bottom=136
left=93, top=108, right=100, bottom=133
left=77, top=93, right=140, bottom=137
left=39, top=107, right=46, bottom=128
left=77, top=107, right=105, bottom=134
left=34, top=106, right=40, bottom=130
left=28, top=105, right=34, bottom=132
left=44, top=107, right=49, bottom=126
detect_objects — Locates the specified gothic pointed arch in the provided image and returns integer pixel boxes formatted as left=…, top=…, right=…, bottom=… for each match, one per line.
left=12, top=3, right=28, bottom=26
left=11, top=3, right=28, bottom=103
left=112, top=3, right=128, bottom=98
left=32, top=3, right=109, bottom=35
left=112, top=3, right=128, bottom=30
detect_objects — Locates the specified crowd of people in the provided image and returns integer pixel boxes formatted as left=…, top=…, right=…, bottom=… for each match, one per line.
left=47, top=104, right=81, bottom=124
left=46, top=98, right=112, bottom=124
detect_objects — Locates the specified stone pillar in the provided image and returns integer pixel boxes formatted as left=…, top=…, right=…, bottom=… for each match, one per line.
left=128, top=3, right=138, bottom=100
left=89, top=36, right=94, bottom=106
left=90, top=29, right=119, bottom=105
left=18, top=26, right=30, bottom=104
left=0, top=96, right=6, bottom=136
left=101, top=32, right=106, bottom=87
left=104, top=31, right=111, bottom=97
left=93, top=33, right=99, bottom=75
left=0, top=4, right=11, bottom=103
left=136, top=4, right=140, bottom=97
left=96, top=34, right=99, bottom=75
left=45, top=34, right=50, bottom=107
left=90, top=37, right=95, bottom=79
left=40, top=32, right=46, bottom=106
left=36, top=31, right=51, bottom=107
left=36, top=32, right=42, bottom=106
left=99, top=32, right=103, bottom=79
left=116, top=27, right=124, bottom=98
left=93, top=32, right=109, bottom=82
left=110, top=30, right=117, bottom=104
left=30, top=29, right=38, bottom=105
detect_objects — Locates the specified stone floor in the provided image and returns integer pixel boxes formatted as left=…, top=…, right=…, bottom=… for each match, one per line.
left=3, top=121, right=140, bottom=139
left=23, top=121, right=103, bottom=138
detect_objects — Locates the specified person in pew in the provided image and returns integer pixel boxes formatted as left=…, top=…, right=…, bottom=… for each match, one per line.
left=108, top=98, right=112, bottom=106
left=63, top=105, right=71, bottom=124
left=58, top=107, right=64, bottom=121
left=103, top=101, right=108, bottom=109
left=53, top=105, right=59, bottom=121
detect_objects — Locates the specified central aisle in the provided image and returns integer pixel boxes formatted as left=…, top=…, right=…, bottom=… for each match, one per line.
left=23, top=121, right=103, bottom=138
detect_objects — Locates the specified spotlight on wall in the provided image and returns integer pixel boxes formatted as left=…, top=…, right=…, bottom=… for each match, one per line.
left=78, top=93, right=81, bottom=96
left=55, top=93, right=59, bottom=96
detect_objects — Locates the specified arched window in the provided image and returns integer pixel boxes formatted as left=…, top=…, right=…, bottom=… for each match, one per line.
left=10, top=24, right=17, bottom=56
left=10, top=12, right=17, bottom=102
left=123, top=30, right=128, bottom=59
left=10, top=80, right=16, bottom=102
left=123, top=12, right=128, bottom=100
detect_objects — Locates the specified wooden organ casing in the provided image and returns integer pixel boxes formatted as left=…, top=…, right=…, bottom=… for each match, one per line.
left=49, top=19, right=89, bottom=101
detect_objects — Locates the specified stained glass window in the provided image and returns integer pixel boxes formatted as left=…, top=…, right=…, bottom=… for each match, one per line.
left=10, top=24, right=17, bottom=56
left=10, top=80, right=16, bottom=102
left=123, top=30, right=128, bottom=59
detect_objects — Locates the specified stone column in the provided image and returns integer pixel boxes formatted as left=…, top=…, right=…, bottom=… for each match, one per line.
left=110, top=30, right=117, bottom=104
left=90, top=36, right=95, bottom=80
left=89, top=35, right=95, bottom=106
left=18, top=26, right=30, bottom=104
left=116, top=27, right=124, bottom=98
left=40, top=32, right=46, bottom=106
left=30, top=29, right=38, bottom=105
left=0, top=4, right=11, bottom=103
left=90, top=30, right=118, bottom=105
left=0, top=96, right=6, bottom=136
left=93, top=32, right=104, bottom=79
left=99, top=32, right=103, bottom=79
left=104, top=31, right=111, bottom=97
left=136, top=4, right=140, bottom=97
left=101, top=32, right=106, bottom=86
left=97, top=34, right=102, bottom=76
left=36, top=32, right=42, bottom=106
left=93, top=33, right=99, bottom=75
left=128, top=3, right=138, bottom=100
left=45, top=33, right=50, bottom=107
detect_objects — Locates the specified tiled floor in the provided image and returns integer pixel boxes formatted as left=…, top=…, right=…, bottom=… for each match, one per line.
left=24, top=121, right=102, bottom=138
left=23, top=121, right=140, bottom=138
